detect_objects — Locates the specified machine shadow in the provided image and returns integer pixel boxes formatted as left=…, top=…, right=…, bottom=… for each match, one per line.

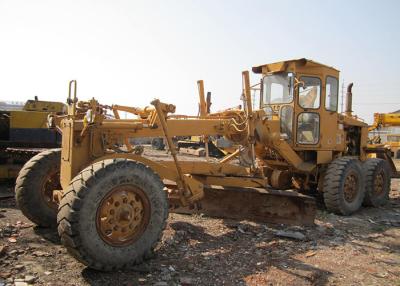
left=32, top=226, right=61, bottom=244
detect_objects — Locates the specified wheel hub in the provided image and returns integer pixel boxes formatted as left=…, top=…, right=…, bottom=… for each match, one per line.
left=96, top=185, right=150, bottom=246
left=344, top=172, right=358, bottom=203
left=41, top=170, right=60, bottom=210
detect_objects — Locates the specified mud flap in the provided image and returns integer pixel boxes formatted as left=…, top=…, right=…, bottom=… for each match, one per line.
left=171, top=186, right=316, bottom=226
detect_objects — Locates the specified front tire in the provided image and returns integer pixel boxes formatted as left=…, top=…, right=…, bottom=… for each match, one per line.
left=323, top=157, right=365, bottom=215
left=57, top=159, right=168, bottom=270
left=362, top=158, right=391, bottom=207
left=15, top=149, right=61, bottom=227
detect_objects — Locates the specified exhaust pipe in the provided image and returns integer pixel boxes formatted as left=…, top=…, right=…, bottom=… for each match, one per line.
left=345, top=83, right=354, bottom=116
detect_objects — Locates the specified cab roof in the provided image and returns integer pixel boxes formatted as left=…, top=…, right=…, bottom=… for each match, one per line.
left=252, top=58, right=339, bottom=74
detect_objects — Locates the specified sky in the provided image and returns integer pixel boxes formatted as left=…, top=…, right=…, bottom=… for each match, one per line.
left=0, top=0, right=399, bottom=123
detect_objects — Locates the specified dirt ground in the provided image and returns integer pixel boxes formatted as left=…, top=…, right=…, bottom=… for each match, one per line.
left=0, top=154, right=399, bottom=286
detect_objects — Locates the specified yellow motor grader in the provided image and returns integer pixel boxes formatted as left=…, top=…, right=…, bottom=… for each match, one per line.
left=15, top=59, right=396, bottom=270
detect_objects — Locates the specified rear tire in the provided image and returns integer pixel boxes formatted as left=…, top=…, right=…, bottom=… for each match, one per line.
left=323, top=157, right=364, bottom=215
left=362, top=158, right=390, bottom=207
left=57, top=159, right=168, bottom=270
left=15, top=149, right=61, bottom=227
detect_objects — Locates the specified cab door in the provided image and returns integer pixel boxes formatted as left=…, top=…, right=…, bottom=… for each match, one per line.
left=294, top=75, right=340, bottom=151
left=295, top=76, right=322, bottom=147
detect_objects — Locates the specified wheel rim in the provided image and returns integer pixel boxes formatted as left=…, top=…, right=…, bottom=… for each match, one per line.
left=96, top=185, right=150, bottom=246
left=343, top=171, right=359, bottom=203
left=40, top=169, right=60, bottom=210
left=373, top=170, right=385, bottom=196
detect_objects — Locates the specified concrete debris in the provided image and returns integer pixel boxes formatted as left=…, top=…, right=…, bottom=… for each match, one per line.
left=14, top=265, right=24, bottom=271
left=14, top=282, right=28, bottom=286
left=275, top=230, right=306, bottom=240
left=168, top=265, right=175, bottom=272
left=7, top=238, right=16, bottom=243
left=24, top=276, right=36, bottom=283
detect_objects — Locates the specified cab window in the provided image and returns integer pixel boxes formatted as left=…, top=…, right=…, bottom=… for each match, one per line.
left=325, top=76, right=338, bottom=111
left=297, top=112, right=320, bottom=144
left=263, top=73, right=294, bottom=105
left=299, top=77, right=321, bottom=109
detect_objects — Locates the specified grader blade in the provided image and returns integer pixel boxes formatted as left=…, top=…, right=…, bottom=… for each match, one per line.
left=171, top=186, right=316, bottom=226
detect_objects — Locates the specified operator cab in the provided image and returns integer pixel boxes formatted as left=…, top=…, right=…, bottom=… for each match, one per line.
left=253, top=58, right=340, bottom=151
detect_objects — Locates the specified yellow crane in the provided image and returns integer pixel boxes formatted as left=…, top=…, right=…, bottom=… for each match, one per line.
left=369, top=112, right=400, bottom=158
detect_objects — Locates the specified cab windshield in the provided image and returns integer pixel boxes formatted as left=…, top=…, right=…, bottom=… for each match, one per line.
left=262, top=72, right=294, bottom=105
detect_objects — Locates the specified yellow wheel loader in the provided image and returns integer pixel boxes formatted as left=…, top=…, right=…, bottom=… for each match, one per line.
left=0, top=97, right=65, bottom=179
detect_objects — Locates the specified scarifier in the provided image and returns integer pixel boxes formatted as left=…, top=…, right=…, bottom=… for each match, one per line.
left=15, top=59, right=396, bottom=270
